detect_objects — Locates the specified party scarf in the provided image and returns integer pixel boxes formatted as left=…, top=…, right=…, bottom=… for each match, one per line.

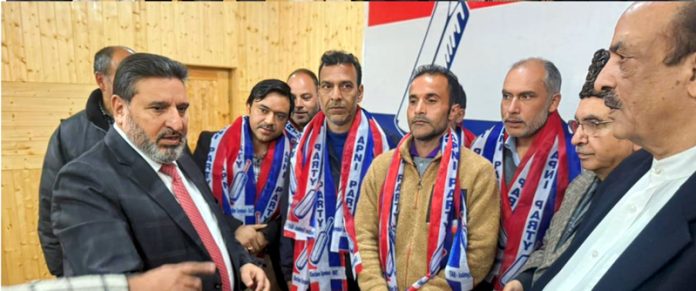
left=284, top=107, right=390, bottom=291
left=205, top=116, right=291, bottom=224
left=285, top=121, right=302, bottom=148
left=456, top=124, right=476, bottom=149
left=471, top=112, right=580, bottom=289
left=379, top=129, right=473, bottom=291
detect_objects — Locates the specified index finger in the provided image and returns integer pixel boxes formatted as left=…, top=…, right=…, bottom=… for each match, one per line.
left=250, top=224, right=268, bottom=231
left=174, top=261, right=217, bottom=276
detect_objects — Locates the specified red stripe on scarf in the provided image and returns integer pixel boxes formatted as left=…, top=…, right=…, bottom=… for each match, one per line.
left=211, top=117, right=243, bottom=205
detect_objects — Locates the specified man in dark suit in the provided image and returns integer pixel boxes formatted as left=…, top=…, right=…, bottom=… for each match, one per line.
left=533, top=2, right=696, bottom=290
left=51, top=53, right=269, bottom=291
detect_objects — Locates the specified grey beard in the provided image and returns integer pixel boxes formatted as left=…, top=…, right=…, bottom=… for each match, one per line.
left=125, top=114, right=186, bottom=164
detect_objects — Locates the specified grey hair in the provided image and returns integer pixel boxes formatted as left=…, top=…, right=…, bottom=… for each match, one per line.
left=510, top=57, right=562, bottom=97
left=93, top=46, right=135, bottom=75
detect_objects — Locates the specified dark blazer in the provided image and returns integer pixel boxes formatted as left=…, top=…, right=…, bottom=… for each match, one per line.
left=51, top=129, right=253, bottom=290
left=533, top=150, right=696, bottom=290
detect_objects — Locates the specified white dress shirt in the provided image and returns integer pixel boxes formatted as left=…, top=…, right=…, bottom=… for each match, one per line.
left=545, top=145, right=696, bottom=290
left=114, top=125, right=235, bottom=288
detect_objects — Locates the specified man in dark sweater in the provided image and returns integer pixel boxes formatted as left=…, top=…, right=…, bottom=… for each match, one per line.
left=38, top=46, right=134, bottom=277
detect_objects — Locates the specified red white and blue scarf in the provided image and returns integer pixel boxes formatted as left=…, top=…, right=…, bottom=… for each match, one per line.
left=284, top=107, right=390, bottom=291
left=379, top=129, right=473, bottom=291
left=456, top=123, right=476, bottom=149
left=285, top=121, right=302, bottom=148
left=205, top=116, right=291, bottom=224
left=471, top=112, right=580, bottom=289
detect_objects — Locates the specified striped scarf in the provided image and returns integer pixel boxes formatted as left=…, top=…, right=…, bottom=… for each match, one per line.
left=284, top=107, right=390, bottom=290
left=379, top=129, right=473, bottom=291
left=472, top=112, right=580, bottom=289
left=205, top=116, right=291, bottom=224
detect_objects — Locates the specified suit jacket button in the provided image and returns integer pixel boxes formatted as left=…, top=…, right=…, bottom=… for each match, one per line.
left=215, top=283, right=222, bottom=289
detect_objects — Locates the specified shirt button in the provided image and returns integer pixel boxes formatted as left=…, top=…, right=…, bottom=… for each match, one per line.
left=215, top=283, right=222, bottom=289
left=654, top=168, right=662, bottom=175
left=592, top=250, right=599, bottom=258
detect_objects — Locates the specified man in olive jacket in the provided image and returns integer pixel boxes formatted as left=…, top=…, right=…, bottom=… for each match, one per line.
left=356, top=65, right=499, bottom=290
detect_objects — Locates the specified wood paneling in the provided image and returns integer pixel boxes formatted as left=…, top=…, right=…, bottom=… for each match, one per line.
left=1, top=1, right=365, bottom=286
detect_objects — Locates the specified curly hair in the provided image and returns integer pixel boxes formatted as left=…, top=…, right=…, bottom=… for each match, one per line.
left=579, top=49, right=610, bottom=99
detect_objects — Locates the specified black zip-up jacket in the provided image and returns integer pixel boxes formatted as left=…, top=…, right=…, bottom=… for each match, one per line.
left=38, top=89, right=112, bottom=276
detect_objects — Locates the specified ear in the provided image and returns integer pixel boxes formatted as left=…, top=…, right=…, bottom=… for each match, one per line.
left=448, top=104, right=464, bottom=123
left=111, top=95, right=127, bottom=127
left=686, top=52, right=696, bottom=99
left=548, top=93, right=561, bottom=113
left=246, top=103, right=252, bottom=115
left=357, top=84, right=364, bottom=104
left=96, top=72, right=107, bottom=92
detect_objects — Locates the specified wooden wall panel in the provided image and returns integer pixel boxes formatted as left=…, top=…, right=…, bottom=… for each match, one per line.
left=1, top=2, right=365, bottom=285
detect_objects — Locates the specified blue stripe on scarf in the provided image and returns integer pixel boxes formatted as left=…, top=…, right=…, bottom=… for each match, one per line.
left=254, top=134, right=287, bottom=222
left=481, top=123, right=504, bottom=161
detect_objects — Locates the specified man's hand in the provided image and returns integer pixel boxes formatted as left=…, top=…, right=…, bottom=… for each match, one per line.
left=128, top=261, right=216, bottom=291
left=240, top=263, right=270, bottom=291
left=253, top=231, right=269, bottom=254
left=503, top=279, right=524, bottom=291
left=235, top=224, right=267, bottom=253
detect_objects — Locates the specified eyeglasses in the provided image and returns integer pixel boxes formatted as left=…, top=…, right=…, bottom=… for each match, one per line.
left=569, top=119, right=613, bottom=136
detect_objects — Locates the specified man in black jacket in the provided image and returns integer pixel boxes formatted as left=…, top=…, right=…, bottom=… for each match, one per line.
left=38, top=46, right=134, bottom=277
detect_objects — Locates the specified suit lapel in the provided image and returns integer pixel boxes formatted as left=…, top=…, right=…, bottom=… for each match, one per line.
left=533, top=150, right=653, bottom=289
left=104, top=130, right=209, bottom=255
left=595, top=171, right=696, bottom=290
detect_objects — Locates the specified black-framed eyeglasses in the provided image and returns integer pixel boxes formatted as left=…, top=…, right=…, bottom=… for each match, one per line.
left=569, top=119, right=613, bottom=136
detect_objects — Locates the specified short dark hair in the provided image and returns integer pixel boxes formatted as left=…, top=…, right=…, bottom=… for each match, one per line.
left=246, top=79, right=295, bottom=115
left=664, top=2, right=696, bottom=66
left=93, top=46, right=135, bottom=75
left=288, top=68, right=319, bottom=86
left=411, top=64, right=467, bottom=109
left=319, top=50, right=362, bottom=86
left=113, top=53, right=188, bottom=103
left=580, top=49, right=610, bottom=99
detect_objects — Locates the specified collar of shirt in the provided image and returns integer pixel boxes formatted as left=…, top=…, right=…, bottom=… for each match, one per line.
left=650, top=144, right=696, bottom=183
left=113, top=124, right=176, bottom=172
left=503, top=135, right=521, bottom=165
left=409, top=140, right=441, bottom=159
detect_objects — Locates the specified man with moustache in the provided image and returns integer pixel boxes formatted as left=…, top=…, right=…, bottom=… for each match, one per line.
left=51, top=53, right=269, bottom=291
left=284, top=50, right=390, bottom=290
left=503, top=49, right=637, bottom=291
left=472, top=58, right=580, bottom=289
left=535, top=3, right=696, bottom=290
left=198, top=79, right=295, bottom=289
left=285, top=69, right=321, bottom=145
left=356, top=64, right=500, bottom=290
left=39, top=46, right=134, bottom=276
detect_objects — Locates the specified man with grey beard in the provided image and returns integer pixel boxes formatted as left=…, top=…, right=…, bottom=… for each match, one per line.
left=51, top=53, right=269, bottom=291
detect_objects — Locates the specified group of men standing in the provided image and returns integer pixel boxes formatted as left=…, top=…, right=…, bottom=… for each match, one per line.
left=34, top=2, right=696, bottom=291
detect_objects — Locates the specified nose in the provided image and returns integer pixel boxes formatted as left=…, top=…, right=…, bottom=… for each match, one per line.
left=505, top=97, right=520, bottom=115
left=329, top=86, right=344, bottom=102
left=295, top=97, right=305, bottom=109
left=594, top=54, right=617, bottom=93
left=571, top=125, right=588, bottom=146
left=413, top=99, right=426, bottom=115
left=166, top=108, right=186, bottom=132
left=264, top=112, right=276, bottom=125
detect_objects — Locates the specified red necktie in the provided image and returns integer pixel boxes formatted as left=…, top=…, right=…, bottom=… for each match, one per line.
left=160, top=163, right=232, bottom=291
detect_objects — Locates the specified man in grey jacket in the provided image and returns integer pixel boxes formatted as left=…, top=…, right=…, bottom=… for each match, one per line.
left=503, top=49, right=637, bottom=291
left=38, top=46, right=134, bottom=276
